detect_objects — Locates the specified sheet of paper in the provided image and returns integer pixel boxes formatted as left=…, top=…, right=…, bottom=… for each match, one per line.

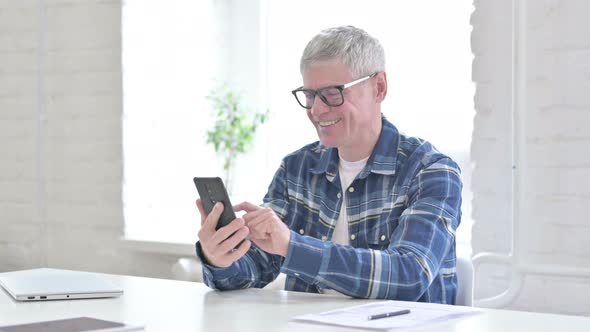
left=292, top=300, right=483, bottom=331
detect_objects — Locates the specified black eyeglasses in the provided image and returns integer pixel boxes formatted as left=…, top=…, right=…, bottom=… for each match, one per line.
left=291, top=72, right=378, bottom=109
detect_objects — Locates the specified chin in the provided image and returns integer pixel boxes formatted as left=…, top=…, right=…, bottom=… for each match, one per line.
left=315, top=122, right=346, bottom=147
left=318, top=136, right=339, bottom=148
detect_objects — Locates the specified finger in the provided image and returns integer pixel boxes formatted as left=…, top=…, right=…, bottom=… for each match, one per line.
left=242, top=206, right=275, bottom=224
left=225, top=239, right=252, bottom=261
left=233, top=201, right=261, bottom=213
left=244, top=211, right=268, bottom=228
left=203, top=202, right=224, bottom=232
left=211, top=218, right=245, bottom=244
left=243, top=207, right=276, bottom=226
left=246, top=214, right=270, bottom=235
left=218, top=227, right=250, bottom=253
left=248, top=222, right=271, bottom=240
left=196, top=199, right=206, bottom=225
left=248, top=230, right=270, bottom=240
left=241, top=210, right=265, bottom=224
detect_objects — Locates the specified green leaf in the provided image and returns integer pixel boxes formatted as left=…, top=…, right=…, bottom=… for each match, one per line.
left=204, top=82, right=271, bottom=175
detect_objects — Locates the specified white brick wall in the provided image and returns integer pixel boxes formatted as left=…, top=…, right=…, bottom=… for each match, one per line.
left=0, top=0, right=180, bottom=279
left=472, top=0, right=590, bottom=315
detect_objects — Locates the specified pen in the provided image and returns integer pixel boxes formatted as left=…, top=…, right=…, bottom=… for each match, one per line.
left=367, top=309, right=411, bottom=320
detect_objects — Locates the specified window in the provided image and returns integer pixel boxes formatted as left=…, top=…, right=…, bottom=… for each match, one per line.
left=122, top=0, right=222, bottom=243
left=123, top=0, right=474, bottom=248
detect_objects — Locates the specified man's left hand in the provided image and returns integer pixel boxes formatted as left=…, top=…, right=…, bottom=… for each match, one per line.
left=234, top=202, right=290, bottom=257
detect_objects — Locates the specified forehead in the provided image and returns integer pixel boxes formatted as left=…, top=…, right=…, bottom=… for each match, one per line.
left=302, top=62, right=353, bottom=89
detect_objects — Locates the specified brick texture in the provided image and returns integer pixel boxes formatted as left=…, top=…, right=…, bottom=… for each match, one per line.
left=472, top=0, right=590, bottom=315
left=0, top=0, right=179, bottom=279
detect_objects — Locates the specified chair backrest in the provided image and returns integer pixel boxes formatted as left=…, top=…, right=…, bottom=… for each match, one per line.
left=455, top=255, right=474, bottom=306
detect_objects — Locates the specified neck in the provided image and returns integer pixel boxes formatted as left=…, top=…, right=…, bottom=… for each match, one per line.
left=338, top=119, right=382, bottom=162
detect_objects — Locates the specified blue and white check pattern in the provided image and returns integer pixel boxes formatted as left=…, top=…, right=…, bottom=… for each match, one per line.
left=197, top=117, right=462, bottom=304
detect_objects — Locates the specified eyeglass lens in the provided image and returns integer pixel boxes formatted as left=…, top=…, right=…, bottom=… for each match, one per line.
left=295, top=87, right=343, bottom=109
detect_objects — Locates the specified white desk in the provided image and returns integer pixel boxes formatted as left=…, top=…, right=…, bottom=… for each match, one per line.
left=1, top=272, right=589, bottom=331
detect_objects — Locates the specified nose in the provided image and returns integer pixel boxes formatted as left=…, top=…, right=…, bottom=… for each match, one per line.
left=309, top=95, right=330, bottom=117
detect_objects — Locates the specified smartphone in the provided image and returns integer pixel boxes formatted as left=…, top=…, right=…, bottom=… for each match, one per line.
left=193, top=177, right=237, bottom=230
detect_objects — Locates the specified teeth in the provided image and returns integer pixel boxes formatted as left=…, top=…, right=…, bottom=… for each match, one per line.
left=318, top=119, right=340, bottom=127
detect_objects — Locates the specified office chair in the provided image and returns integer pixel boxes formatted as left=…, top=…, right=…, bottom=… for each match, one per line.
left=455, top=255, right=474, bottom=306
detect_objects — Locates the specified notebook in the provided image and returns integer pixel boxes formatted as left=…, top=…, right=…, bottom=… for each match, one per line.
left=0, top=268, right=123, bottom=301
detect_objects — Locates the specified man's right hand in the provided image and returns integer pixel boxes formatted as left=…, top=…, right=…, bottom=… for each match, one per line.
left=196, top=199, right=251, bottom=268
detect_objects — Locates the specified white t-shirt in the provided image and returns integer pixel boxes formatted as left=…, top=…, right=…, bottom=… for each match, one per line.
left=321, top=155, right=368, bottom=295
left=332, top=156, right=368, bottom=245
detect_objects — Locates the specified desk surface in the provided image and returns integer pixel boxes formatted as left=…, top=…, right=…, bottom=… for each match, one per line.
left=1, top=272, right=589, bottom=332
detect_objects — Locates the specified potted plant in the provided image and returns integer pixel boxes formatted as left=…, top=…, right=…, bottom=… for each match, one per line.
left=206, top=83, right=269, bottom=194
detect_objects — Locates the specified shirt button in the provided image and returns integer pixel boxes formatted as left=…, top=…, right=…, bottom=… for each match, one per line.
left=299, top=229, right=305, bottom=235
left=348, top=187, right=355, bottom=193
left=321, top=236, right=327, bottom=241
left=337, top=192, right=341, bottom=199
left=350, top=234, right=356, bottom=240
left=381, top=235, right=386, bottom=241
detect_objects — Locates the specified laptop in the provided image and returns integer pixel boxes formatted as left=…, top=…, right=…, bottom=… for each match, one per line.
left=0, top=268, right=123, bottom=301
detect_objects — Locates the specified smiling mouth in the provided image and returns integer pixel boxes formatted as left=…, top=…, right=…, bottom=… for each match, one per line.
left=317, top=119, right=341, bottom=127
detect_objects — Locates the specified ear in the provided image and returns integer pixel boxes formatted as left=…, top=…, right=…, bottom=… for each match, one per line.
left=375, top=72, right=387, bottom=103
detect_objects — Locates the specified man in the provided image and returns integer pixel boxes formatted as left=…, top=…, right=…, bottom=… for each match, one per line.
left=196, top=25, right=462, bottom=304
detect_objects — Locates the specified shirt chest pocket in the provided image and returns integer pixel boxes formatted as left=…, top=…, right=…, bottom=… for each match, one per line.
left=363, top=195, right=405, bottom=250
left=364, top=221, right=394, bottom=250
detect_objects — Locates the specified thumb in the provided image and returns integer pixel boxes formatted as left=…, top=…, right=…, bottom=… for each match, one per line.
left=203, top=202, right=224, bottom=231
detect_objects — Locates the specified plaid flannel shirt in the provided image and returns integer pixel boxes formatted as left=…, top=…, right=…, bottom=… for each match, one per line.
left=196, top=116, right=462, bottom=304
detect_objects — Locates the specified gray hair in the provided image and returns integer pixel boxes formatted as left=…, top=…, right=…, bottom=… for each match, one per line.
left=300, top=25, right=385, bottom=78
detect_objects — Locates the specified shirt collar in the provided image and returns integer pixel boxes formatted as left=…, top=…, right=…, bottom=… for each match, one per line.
left=310, top=144, right=339, bottom=182
left=310, top=116, right=399, bottom=181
